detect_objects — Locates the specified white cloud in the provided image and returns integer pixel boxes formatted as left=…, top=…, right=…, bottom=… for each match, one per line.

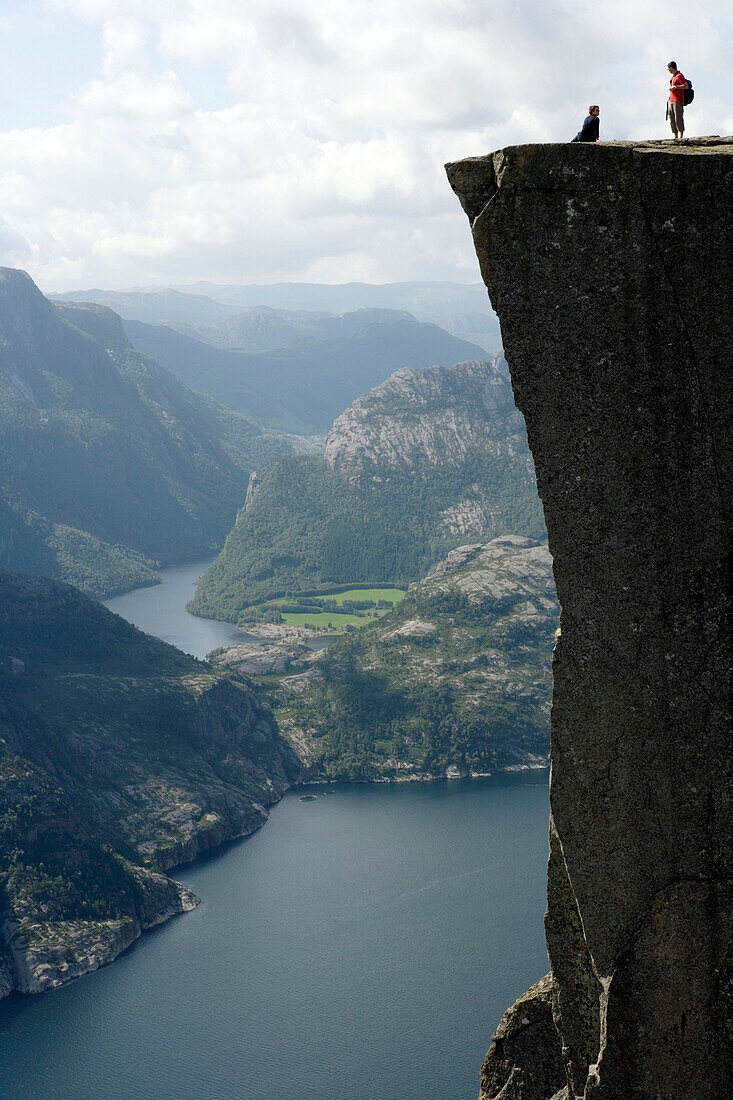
left=2, top=0, right=730, bottom=288
left=74, top=70, right=193, bottom=119
left=0, top=214, right=32, bottom=263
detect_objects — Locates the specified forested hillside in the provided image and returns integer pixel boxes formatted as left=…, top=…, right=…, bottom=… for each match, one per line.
left=0, top=269, right=289, bottom=596
left=191, top=359, right=545, bottom=620
left=226, top=537, right=557, bottom=780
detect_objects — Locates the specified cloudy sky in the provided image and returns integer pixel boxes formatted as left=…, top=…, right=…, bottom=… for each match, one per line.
left=1, top=1, right=730, bottom=291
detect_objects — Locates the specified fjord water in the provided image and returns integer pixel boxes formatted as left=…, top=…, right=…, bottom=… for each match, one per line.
left=103, top=557, right=246, bottom=658
left=103, top=558, right=335, bottom=657
left=1, top=562, right=550, bottom=1099
left=0, top=777, right=548, bottom=1100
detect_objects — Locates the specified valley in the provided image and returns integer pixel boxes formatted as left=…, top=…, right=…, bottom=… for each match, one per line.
left=0, top=267, right=553, bottom=1015
left=0, top=270, right=291, bottom=597
left=191, top=358, right=544, bottom=620
left=239, top=586, right=406, bottom=631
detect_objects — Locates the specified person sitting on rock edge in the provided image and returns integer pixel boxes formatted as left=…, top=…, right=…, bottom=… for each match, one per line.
left=667, top=61, right=689, bottom=141
left=570, top=105, right=600, bottom=143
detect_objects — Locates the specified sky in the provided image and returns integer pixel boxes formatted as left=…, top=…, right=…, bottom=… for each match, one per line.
left=0, top=0, right=731, bottom=292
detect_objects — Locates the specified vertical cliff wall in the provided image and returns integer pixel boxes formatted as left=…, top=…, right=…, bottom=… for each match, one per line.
left=447, top=139, right=733, bottom=1099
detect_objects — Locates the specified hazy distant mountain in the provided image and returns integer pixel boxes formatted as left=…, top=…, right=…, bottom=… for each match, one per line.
left=51, top=287, right=233, bottom=326
left=0, top=269, right=290, bottom=596
left=184, top=306, right=416, bottom=351
left=124, top=314, right=488, bottom=434
left=422, top=311, right=502, bottom=354
left=51, top=282, right=503, bottom=354
left=190, top=358, right=545, bottom=619
left=170, top=280, right=496, bottom=318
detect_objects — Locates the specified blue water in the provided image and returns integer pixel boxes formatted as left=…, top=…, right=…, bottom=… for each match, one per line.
left=103, top=558, right=337, bottom=658
left=1, top=560, right=551, bottom=1100
left=0, top=777, right=549, bottom=1100
left=103, top=557, right=248, bottom=659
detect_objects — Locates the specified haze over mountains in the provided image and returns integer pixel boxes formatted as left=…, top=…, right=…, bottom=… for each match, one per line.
left=51, top=281, right=501, bottom=348
left=124, top=314, right=487, bottom=434
left=1, top=265, right=548, bottom=1003
left=52, top=281, right=501, bottom=434
left=0, top=269, right=290, bottom=596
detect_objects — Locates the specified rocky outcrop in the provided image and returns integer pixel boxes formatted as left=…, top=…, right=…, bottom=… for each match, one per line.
left=324, top=359, right=525, bottom=484
left=479, top=975, right=566, bottom=1100
left=213, top=639, right=310, bottom=675
left=448, top=139, right=733, bottom=1097
left=0, top=571, right=303, bottom=1000
left=3, top=874, right=198, bottom=996
left=243, top=470, right=260, bottom=511
left=271, top=535, right=557, bottom=780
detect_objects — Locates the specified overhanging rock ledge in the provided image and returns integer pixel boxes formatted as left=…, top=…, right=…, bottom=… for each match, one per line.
left=447, top=138, right=733, bottom=1099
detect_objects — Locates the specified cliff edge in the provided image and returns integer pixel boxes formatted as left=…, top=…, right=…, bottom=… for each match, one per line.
left=447, top=138, right=733, bottom=1098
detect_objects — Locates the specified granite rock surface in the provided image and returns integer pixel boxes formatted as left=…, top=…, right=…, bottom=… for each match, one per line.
left=448, top=139, right=733, bottom=1098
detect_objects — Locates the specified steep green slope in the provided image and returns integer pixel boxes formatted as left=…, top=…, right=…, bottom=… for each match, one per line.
left=0, top=269, right=289, bottom=596
left=191, top=359, right=545, bottom=620
left=123, top=315, right=488, bottom=433
left=229, top=537, right=557, bottom=781
left=0, top=499, right=160, bottom=596
left=0, top=572, right=301, bottom=998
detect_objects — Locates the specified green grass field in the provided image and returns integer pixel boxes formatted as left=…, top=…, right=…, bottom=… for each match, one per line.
left=279, top=611, right=372, bottom=628
left=276, top=586, right=406, bottom=630
left=320, top=587, right=405, bottom=606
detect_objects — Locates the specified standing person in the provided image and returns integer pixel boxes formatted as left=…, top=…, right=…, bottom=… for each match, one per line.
left=667, top=62, right=689, bottom=140
left=571, top=105, right=600, bottom=143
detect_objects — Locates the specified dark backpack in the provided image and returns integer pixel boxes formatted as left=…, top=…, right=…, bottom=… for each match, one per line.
left=683, top=80, right=694, bottom=106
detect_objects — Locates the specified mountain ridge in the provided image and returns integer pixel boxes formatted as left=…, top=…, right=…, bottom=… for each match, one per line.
left=123, top=314, right=490, bottom=434
left=0, top=268, right=289, bottom=596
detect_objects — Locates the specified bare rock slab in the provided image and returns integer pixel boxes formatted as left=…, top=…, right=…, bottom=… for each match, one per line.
left=448, top=139, right=733, bottom=1098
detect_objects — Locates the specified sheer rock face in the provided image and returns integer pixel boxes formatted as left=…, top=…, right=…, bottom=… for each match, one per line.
left=479, top=974, right=566, bottom=1100
left=447, top=139, right=733, bottom=1098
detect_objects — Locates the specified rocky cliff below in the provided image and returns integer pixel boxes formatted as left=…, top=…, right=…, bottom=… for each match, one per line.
left=448, top=138, right=733, bottom=1098
left=0, top=573, right=302, bottom=999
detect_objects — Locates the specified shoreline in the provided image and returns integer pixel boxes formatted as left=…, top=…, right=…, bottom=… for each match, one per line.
left=295, top=760, right=550, bottom=788
left=2, top=761, right=549, bottom=1004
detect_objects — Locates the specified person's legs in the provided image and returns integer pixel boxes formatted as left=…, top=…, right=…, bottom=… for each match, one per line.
left=669, top=101, right=678, bottom=138
left=670, top=101, right=684, bottom=138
